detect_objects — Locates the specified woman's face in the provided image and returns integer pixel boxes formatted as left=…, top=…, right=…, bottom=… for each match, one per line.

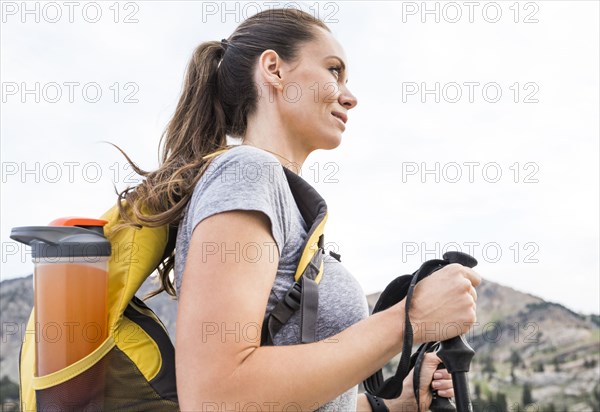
left=274, top=27, right=358, bottom=152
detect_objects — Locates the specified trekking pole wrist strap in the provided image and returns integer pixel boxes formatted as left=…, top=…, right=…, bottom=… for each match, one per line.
left=365, top=392, right=390, bottom=412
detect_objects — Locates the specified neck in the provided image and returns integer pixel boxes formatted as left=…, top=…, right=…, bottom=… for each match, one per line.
left=241, top=137, right=307, bottom=175
left=242, top=104, right=313, bottom=174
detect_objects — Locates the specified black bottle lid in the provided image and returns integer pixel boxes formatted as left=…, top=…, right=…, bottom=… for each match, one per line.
left=10, top=217, right=111, bottom=259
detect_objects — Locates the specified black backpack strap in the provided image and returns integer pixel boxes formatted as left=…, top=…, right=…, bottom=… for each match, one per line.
left=329, top=250, right=341, bottom=262
left=261, top=236, right=325, bottom=345
left=158, top=224, right=178, bottom=265
left=299, top=247, right=323, bottom=343
left=261, top=168, right=328, bottom=346
left=261, top=281, right=301, bottom=345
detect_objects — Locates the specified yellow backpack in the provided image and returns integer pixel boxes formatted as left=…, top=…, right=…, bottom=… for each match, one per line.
left=17, top=147, right=332, bottom=411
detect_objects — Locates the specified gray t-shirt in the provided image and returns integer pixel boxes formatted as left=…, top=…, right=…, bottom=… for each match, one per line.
left=174, top=144, right=369, bottom=411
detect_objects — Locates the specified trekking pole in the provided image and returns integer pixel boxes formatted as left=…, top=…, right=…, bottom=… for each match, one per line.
left=363, top=251, right=477, bottom=412
left=429, top=252, right=477, bottom=412
left=430, top=335, right=475, bottom=412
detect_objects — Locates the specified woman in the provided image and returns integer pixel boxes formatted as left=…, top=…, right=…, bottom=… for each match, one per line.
left=118, top=8, right=480, bottom=411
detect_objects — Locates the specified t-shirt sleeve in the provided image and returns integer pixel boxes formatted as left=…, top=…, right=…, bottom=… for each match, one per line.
left=186, top=146, right=290, bottom=257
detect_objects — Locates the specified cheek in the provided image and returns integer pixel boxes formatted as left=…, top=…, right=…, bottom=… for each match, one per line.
left=279, top=101, right=313, bottom=132
left=283, top=84, right=305, bottom=105
left=295, top=74, right=336, bottom=104
left=315, top=76, right=343, bottom=103
left=281, top=78, right=333, bottom=124
left=321, top=84, right=340, bottom=104
left=286, top=94, right=324, bottom=121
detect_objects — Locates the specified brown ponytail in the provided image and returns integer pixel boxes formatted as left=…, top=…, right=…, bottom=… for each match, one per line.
left=107, top=8, right=330, bottom=299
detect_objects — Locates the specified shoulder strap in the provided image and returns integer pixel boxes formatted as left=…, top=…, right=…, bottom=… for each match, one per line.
left=106, top=144, right=328, bottom=346
left=261, top=167, right=329, bottom=346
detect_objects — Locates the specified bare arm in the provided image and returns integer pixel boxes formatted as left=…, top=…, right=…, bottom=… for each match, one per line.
left=176, top=210, right=479, bottom=411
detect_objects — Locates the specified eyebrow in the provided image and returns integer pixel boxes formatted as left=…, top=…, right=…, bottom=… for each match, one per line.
left=324, top=55, right=349, bottom=84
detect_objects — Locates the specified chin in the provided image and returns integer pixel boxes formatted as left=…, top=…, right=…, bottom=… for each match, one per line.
left=316, top=132, right=343, bottom=151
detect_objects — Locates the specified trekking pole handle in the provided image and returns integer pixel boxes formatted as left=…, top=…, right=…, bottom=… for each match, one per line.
left=435, top=332, right=475, bottom=412
left=435, top=252, right=477, bottom=412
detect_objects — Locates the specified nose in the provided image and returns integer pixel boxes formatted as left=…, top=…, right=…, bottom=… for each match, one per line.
left=339, top=85, right=358, bottom=110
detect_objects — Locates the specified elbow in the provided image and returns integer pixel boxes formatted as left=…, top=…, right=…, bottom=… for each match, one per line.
left=176, top=368, right=236, bottom=410
left=176, top=346, right=260, bottom=409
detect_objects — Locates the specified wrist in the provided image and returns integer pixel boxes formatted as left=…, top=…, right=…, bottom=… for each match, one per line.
left=398, top=296, right=425, bottom=345
left=388, top=300, right=408, bottom=354
left=382, top=379, right=419, bottom=412
left=364, top=392, right=389, bottom=412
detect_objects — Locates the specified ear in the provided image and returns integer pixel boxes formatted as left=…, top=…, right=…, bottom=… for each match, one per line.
left=257, top=49, right=283, bottom=91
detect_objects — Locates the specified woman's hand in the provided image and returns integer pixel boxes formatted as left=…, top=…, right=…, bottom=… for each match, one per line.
left=386, top=353, right=454, bottom=411
left=408, top=263, right=481, bottom=344
left=410, top=353, right=454, bottom=410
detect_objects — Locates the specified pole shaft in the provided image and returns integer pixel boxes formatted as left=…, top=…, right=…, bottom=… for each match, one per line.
left=451, top=372, right=472, bottom=412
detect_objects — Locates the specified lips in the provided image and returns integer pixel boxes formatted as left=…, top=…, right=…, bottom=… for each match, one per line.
left=331, top=111, right=348, bottom=124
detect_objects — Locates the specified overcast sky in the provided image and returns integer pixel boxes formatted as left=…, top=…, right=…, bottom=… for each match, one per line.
left=1, top=1, right=598, bottom=314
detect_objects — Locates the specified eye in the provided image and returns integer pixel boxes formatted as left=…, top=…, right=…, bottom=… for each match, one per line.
left=328, top=65, right=342, bottom=79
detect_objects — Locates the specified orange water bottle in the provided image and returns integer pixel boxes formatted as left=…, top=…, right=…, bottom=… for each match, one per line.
left=11, top=217, right=111, bottom=409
